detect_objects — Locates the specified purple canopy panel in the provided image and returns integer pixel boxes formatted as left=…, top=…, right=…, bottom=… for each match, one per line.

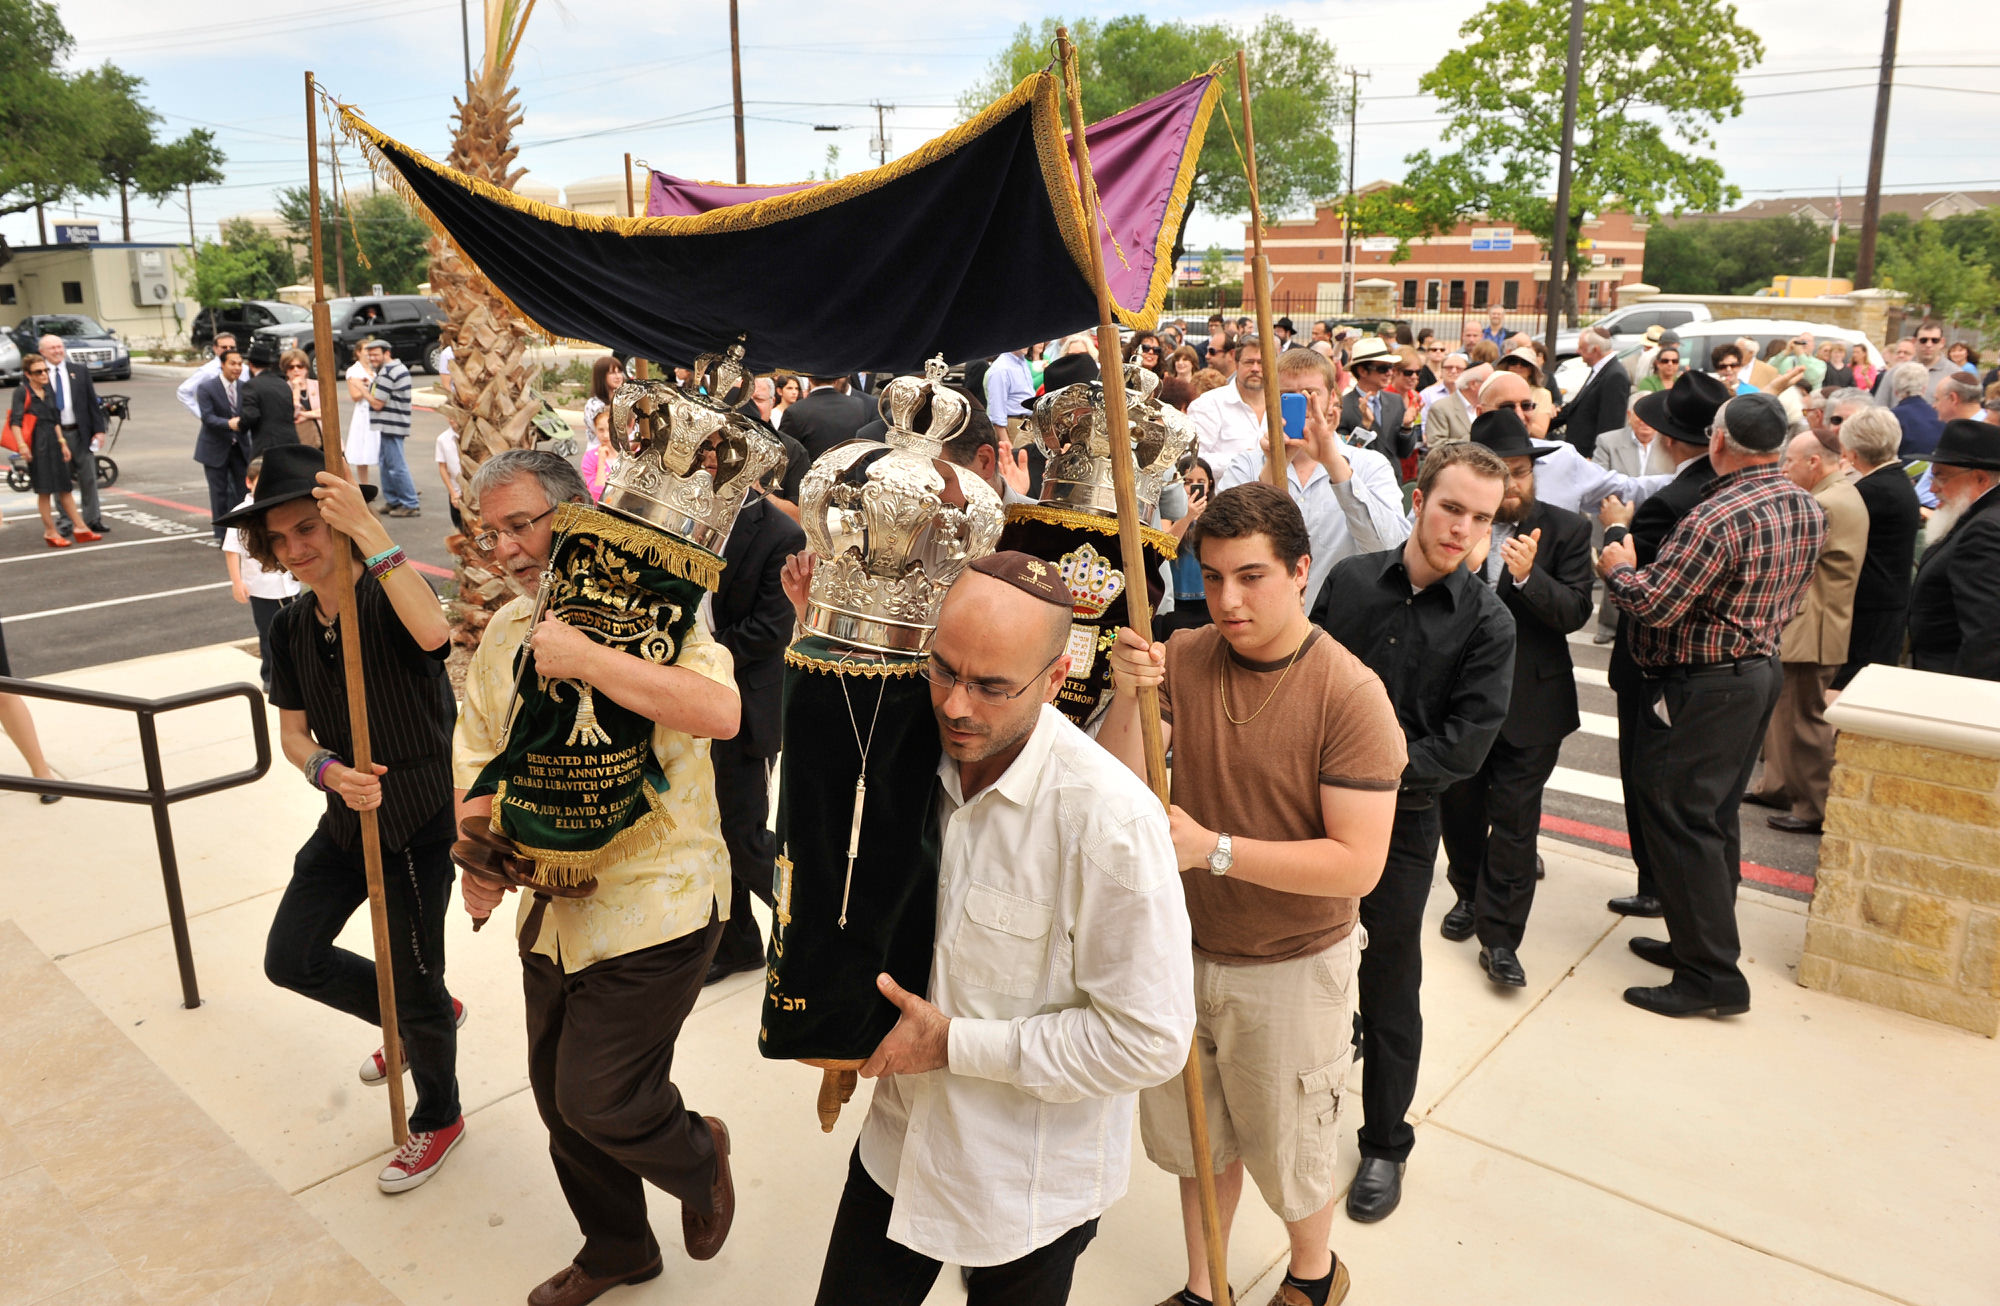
left=649, top=174, right=813, bottom=216
left=1063, top=75, right=1217, bottom=312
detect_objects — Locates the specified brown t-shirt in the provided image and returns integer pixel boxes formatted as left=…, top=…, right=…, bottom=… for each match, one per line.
left=1160, top=624, right=1407, bottom=964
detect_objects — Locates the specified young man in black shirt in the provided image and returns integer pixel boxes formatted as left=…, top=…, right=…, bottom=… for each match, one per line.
left=224, top=444, right=464, bottom=1194
left=1311, top=442, right=1515, bottom=1223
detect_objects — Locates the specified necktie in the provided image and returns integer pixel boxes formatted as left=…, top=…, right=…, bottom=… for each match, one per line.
left=53, top=368, right=66, bottom=421
left=1370, top=393, right=1381, bottom=427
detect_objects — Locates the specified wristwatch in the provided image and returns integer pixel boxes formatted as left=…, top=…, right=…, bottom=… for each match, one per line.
left=1206, top=832, right=1234, bottom=877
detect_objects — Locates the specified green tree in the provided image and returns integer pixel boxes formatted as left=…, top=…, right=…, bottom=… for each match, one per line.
left=0, top=0, right=112, bottom=241
left=1368, top=0, right=1762, bottom=317
left=1878, top=222, right=2000, bottom=324
left=1198, top=243, right=1228, bottom=286
left=180, top=239, right=267, bottom=308
left=78, top=64, right=157, bottom=241
left=960, top=15, right=1344, bottom=222
left=277, top=185, right=434, bottom=295
left=138, top=128, right=227, bottom=248
left=1642, top=216, right=1832, bottom=295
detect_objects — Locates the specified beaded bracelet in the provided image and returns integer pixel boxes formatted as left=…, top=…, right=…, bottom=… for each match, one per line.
left=366, top=547, right=407, bottom=580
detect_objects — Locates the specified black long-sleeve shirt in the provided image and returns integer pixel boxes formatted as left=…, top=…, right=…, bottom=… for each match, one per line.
left=1311, top=546, right=1515, bottom=807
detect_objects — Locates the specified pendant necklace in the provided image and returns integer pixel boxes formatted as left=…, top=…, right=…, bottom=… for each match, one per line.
left=832, top=659, right=888, bottom=929
left=1220, top=628, right=1311, bottom=726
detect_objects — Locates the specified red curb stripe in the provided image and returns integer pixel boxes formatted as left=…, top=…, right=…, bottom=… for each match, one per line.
left=1539, top=812, right=1816, bottom=894
left=107, top=491, right=450, bottom=577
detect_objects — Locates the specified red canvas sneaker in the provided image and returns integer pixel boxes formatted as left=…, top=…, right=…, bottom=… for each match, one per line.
left=360, top=997, right=466, bottom=1086
left=377, top=1115, right=465, bottom=1193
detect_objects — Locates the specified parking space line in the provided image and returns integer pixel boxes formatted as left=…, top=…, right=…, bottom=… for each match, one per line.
left=9, top=581, right=234, bottom=622
left=0, top=533, right=208, bottom=565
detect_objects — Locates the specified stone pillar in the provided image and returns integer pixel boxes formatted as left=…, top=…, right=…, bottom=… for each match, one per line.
left=1352, top=278, right=1396, bottom=320
left=1840, top=288, right=1907, bottom=348
left=1615, top=281, right=1659, bottom=307
left=1805, top=666, right=2000, bottom=1036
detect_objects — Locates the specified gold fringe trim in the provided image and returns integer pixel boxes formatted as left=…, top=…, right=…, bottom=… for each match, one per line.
left=554, top=502, right=725, bottom=592
left=492, top=776, right=681, bottom=883
left=1005, top=502, right=1177, bottom=559
left=784, top=644, right=929, bottom=677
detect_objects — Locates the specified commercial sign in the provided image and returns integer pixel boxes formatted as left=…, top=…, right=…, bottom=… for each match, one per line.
left=54, top=223, right=100, bottom=244
left=1359, top=236, right=1398, bottom=252
left=1469, top=226, right=1514, bottom=252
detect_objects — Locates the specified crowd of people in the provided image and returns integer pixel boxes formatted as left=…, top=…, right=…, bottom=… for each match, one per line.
left=4, top=298, right=1998, bottom=1306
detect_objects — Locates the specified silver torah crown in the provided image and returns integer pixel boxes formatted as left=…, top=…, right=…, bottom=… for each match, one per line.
left=1030, top=361, right=1195, bottom=520
left=800, top=357, right=1004, bottom=654
left=600, top=341, right=787, bottom=554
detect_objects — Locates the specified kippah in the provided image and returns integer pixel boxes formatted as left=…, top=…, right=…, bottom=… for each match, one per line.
left=968, top=550, right=1071, bottom=608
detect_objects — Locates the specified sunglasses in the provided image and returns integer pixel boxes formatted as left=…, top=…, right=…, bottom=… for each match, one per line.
left=1494, top=399, right=1538, bottom=413
left=1140, top=344, right=1160, bottom=355
left=1917, top=335, right=1944, bottom=343
left=1355, top=362, right=1390, bottom=374
left=1829, top=413, right=1847, bottom=426
left=1657, top=356, right=1680, bottom=365
left=1396, top=368, right=1420, bottom=376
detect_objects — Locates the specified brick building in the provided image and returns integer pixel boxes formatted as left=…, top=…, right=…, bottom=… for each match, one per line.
left=1247, top=183, right=1649, bottom=329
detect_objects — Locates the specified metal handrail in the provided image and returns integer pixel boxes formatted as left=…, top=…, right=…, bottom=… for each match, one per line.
left=0, top=677, right=272, bottom=1008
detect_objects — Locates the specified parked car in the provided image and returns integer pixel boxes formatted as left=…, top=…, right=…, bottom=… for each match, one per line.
left=1555, top=301, right=1715, bottom=358
left=0, top=333, right=19, bottom=385
left=1673, top=319, right=1885, bottom=380
left=6, top=314, right=131, bottom=381
left=251, top=294, right=447, bottom=376
left=190, top=298, right=312, bottom=350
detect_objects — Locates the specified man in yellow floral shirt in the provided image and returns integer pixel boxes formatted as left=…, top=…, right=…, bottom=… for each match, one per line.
left=451, top=450, right=743, bottom=1306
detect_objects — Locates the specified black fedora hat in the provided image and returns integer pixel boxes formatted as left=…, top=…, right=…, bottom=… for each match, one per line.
left=1040, top=351, right=1099, bottom=394
left=213, top=444, right=376, bottom=528
left=1469, top=409, right=1553, bottom=460
left=245, top=335, right=281, bottom=368
left=1930, top=418, right=2000, bottom=470
left=1274, top=316, right=1296, bottom=334
left=1633, top=369, right=1730, bottom=445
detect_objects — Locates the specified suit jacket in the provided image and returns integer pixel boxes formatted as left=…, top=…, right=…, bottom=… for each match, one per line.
left=1851, top=462, right=1922, bottom=613
left=1590, top=426, right=1643, bottom=478
left=712, top=495, right=807, bottom=757
left=1607, top=454, right=1716, bottom=696
left=1421, top=392, right=1471, bottom=446
left=1548, top=357, right=1631, bottom=459
left=1338, top=388, right=1414, bottom=462
left=237, top=368, right=301, bottom=458
left=1779, top=474, right=1868, bottom=665
left=192, top=374, right=254, bottom=469
left=781, top=387, right=874, bottom=461
left=1908, top=487, right=2000, bottom=681
left=1893, top=396, right=1944, bottom=459
left=36, top=360, right=108, bottom=438
left=1493, top=499, right=1596, bottom=747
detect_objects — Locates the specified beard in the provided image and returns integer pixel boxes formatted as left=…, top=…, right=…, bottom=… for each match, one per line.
left=1927, top=499, right=1965, bottom=542
left=934, top=703, right=1038, bottom=765
left=1496, top=483, right=1537, bottom=524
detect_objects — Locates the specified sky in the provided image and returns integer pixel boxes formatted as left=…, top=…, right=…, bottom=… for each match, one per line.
left=7, top=0, right=1996, bottom=257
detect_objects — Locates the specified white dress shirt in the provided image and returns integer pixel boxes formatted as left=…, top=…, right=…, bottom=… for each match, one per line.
left=177, top=354, right=225, bottom=418
left=1215, top=444, right=1409, bottom=609
left=53, top=363, right=76, bottom=426
left=1529, top=438, right=1674, bottom=515
left=857, top=704, right=1194, bottom=1267
left=1186, top=379, right=1265, bottom=473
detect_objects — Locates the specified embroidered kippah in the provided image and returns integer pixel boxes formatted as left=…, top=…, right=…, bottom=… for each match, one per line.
left=968, top=550, right=1072, bottom=609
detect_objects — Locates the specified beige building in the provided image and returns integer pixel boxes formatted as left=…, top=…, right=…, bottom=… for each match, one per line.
left=0, top=241, right=194, bottom=348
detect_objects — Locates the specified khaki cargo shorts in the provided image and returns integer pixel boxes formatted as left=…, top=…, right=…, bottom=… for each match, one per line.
left=1139, top=927, right=1362, bottom=1223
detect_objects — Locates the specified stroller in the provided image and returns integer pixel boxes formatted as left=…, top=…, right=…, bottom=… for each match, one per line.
left=6, top=393, right=129, bottom=492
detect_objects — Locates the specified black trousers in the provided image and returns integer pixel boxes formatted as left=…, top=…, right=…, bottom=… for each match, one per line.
left=60, top=424, right=102, bottom=526
left=204, top=455, right=247, bottom=541
left=1626, top=658, right=1782, bottom=1001
left=814, top=1147, right=1098, bottom=1306
left=1355, top=803, right=1440, bottom=1163
left=523, top=914, right=723, bottom=1278
left=1613, top=685, right=1661, bottom=901
left=1833, top=604, right=1908, bottom=690
left=1442, top=737, right=1566, bottom=949
left=711, top=735, right=776, bottom=966
left=263, top=815, right=460, bottom=1133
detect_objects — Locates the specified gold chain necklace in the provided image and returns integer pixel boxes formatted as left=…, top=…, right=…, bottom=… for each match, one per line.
left=1220, top=628, right=1311, bottom=726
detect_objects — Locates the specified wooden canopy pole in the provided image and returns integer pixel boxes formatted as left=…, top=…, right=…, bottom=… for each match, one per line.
left=622, top=152, right=650, bottom=381
left=1056, top=31, right=1231, bottom=1306
left=1236, top=51, right=1287, bottom=492
left=305, top=71, right=409, bottom=1147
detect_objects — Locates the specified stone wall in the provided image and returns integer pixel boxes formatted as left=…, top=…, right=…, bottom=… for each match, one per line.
left=1805, top=734, right=2000, bottom=1036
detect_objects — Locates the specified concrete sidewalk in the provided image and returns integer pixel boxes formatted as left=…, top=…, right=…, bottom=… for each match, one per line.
left=1, top=643, right=1994, bottom=1306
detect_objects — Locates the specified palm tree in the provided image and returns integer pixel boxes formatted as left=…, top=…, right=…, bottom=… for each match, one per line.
left=433, top=0, right=542, bottom=644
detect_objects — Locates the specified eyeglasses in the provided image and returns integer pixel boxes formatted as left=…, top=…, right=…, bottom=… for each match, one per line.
left=1829, top=413, right=1847, bottom=426
left=924, top=649, right=1063, bottom=704
left=1717, top=361, right=1740, bottom=371
left=1493, top=399, right=1538, bottom=413
left=1657, top=356, right=1680, bottom=366
left=1139, top=344, right=1160, bottom=355
left=1396, top=368, right=1420, bottom=376
left=1425, top=345, right=1446, bottom=354
left=472, top=504, right=557, bottom=554
left=25, top=366, right=48, bottom=377
left=286, top=363, right=308, bottom=372
left=1917, top=335, right=1944, bottom=344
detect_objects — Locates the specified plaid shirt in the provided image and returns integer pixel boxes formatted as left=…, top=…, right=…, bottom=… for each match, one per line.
left=1606, top=463, right=1825, bottom=669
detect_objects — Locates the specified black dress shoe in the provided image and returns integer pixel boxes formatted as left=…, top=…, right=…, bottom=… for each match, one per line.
left=1628, top=936, right=1675, bottom=969
left=1607, top=894, right=1664, bottom=918
left=1741, top=789, right=1784, bottom=810
left=1536, top=853, right=1545, bottom=880
left=87, top=520, right=110, bottom=533
left=1767, top=813, right=1823, bottom=834
left=703, top=949, right=763, bottom=986
left=1479, top=945, right=1527, bottom=987
left=1623, top=982, right=1749, bottom=1018
left=1345, top=1157, right=1404, bottom=1222
left=1439, top=900, right=1475, bottom=941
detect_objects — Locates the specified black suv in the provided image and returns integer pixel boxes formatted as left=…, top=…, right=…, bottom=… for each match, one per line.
left=251, top=294, right=448, bottom=375
left=190, top=299, right=312, bottom=350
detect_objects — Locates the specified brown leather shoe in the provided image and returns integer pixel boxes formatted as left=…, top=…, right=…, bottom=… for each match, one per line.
left=682, top=1115, right=734, bottom=1260
left=1268, top=1259, right=1352, bottom=1306
left=525, top=1257, right=662, bottom=1306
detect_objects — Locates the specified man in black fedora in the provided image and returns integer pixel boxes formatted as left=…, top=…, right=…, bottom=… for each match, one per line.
left=239, top=336, right=303, bottom=459
left=1272, top=315, right=1296, bottom=350
left=1439, top=410, right=1595, bottom=989
left=1908, top=418, right=2000, bottom=680
left=1594, top=370, right=1731, bottom=920
left=220, top=445, right=467, bottom=1193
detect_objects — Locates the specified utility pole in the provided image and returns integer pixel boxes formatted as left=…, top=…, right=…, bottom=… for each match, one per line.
left=1544, top=0, right=1585, bottom=359
left=1339, top=68, right=1368, bottom=315
left=459, top=0, right=472, bottom=88
left=729, top=0, right=747, bottom=184
left=1855, top=0, right=1901, bottom=289
left=871, top=100, right=895, bottom=168
left=1827, top=179, right=1841, bottom=280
